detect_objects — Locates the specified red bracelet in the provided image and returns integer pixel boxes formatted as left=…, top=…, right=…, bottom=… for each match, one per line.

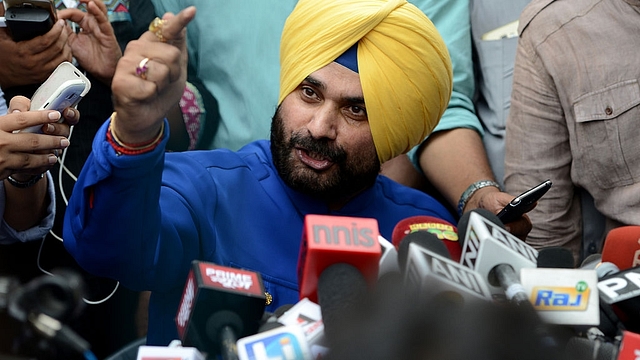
left=106, top=112, right=165, bottom=155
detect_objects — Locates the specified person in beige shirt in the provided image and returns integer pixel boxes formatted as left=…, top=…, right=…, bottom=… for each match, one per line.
left=504, top=0, right=640, bottom=262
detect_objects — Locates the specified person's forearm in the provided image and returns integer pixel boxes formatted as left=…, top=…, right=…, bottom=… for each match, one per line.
left=3, top=175, right=48, bottom=230
left=418, top=128, right=499, bottom=212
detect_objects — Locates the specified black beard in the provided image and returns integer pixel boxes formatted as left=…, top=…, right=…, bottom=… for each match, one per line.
left=270, top=107, right=380, bottom=203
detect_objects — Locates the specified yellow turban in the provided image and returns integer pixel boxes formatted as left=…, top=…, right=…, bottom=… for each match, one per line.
left=279, top=0, right=453, bottom=163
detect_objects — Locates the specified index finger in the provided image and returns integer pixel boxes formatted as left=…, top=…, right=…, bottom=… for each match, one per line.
left=140, top=6, right=196, bottom=44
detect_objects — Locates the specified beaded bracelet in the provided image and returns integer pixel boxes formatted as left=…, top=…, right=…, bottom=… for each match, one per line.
left=457, top=180, right=501, bottom=217
left=107, top=112, right=165, bottom=155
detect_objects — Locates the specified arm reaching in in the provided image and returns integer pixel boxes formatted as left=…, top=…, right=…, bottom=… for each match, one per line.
left=1, top=96, right=79, bottom=231
left=0, top=6, right=71, bottom=88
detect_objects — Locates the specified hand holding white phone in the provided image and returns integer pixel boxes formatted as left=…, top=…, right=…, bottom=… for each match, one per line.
left=20, top=61, right=91, bottom=134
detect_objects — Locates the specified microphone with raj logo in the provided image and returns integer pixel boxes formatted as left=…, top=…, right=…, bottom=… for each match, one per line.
left=175, top=260, right=266, bottom=360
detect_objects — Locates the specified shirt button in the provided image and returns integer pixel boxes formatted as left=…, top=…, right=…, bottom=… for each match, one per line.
left=265, top=291, right=273, bottom=306
left=605, top=106, right=613, bottom=116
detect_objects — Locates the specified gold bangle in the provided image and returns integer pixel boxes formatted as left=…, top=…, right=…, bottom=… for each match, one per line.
left=109, top=112, right=165, bottom=151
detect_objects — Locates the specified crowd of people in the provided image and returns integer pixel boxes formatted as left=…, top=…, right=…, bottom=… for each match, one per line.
left=0, top=0, right=637, bottom=358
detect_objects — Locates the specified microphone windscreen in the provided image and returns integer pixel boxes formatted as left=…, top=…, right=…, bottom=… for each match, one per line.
left=317, top=263, right=367, bottom=344
left=564, top=337, right=618, bottom=360
left=397, top=231, right=450, bottom=270
left=391, top=215, right=461, bottom=261
left=537, top=246, right=575, bottom=268
left=602, top=226, right=640, bottom=270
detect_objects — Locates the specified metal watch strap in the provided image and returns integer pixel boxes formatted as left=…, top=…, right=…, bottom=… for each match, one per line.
left=457, top=180, right=501, bottom=217
left=6, top=173, right=44, bottom=188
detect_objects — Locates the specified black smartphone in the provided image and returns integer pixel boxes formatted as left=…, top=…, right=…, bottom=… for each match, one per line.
left=496, top=179, right=552, bottom=223
left=4, top=0, right=56, bottom=41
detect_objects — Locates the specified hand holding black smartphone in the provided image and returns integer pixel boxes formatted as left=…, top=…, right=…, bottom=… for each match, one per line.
left=3, top=0, right=57, bottom=41
left=496, top=179, right=552, bottom=223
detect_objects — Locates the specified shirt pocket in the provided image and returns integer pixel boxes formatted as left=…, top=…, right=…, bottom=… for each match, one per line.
left=573, top=80, right=640, bottom=189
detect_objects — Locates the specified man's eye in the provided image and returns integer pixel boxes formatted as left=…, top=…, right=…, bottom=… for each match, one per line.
left=350, top=106, right=367, bottom=117
left=302, top=87, right=316, bottom=98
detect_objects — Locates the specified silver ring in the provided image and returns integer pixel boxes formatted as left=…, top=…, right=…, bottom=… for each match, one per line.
left=54, top=149, right=60, bottom=158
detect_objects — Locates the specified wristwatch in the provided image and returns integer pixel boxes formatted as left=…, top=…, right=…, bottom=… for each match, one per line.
left=457, top=180, right=501, bottom=217
left=6, top=173, right=45, bottom=188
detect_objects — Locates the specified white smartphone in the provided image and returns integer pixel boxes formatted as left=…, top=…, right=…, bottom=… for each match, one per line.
left=20, top=61, right=91, bottom=133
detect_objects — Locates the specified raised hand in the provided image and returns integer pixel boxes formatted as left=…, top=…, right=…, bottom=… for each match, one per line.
left=57, top=0, right=122, bottom=85
left=110, top=6, right=196, bottom=145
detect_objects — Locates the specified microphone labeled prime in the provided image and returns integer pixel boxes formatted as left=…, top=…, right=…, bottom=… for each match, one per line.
left=175, top=261, right=267, bottom=356
left=204, top=267, right=260, bottom=292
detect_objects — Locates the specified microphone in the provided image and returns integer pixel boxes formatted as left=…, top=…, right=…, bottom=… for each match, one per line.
left=519, top=267, right=600, bottom=326
left=598, top=266, right=640, bottom=305
left=297, top=215, right=380, bottom=346
left=377, top=235, right=400, bottom=278
left=397, top=230, right=451, bottom=270
left=602, top=226, right=640, bottom=270
left=236, top=324, right=312, bottom=360
left=391, top=215, right=462, bottom=262
left=580, top=254, right=620, bottom=280
left=277, top=297, right=328, bottom=358
left=399, top=230, right=492, bottom=305
left=458, top=209, right=538, bottom=299
left=136, top=344, right=206, bottom=360
left=175, top=260, right=267, bottom=360
left=573, top=255, right=625, bottom=339
left=537, top=246, right=575, bottom=269
left=597, top=265, right=640, bottom=334
left=564, top=330, right=640, bottom=360
left=564, top=336, right=618, bottom=360
left=617, top=330, right=640, bottom=360
left=317, top=263, right=369, bottom=347
left=297, top=214, right=381, bottom=303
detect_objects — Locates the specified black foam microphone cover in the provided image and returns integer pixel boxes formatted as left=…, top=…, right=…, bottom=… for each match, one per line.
left=317, top=263, right=367, bottom=345
left=537, top=246, right=575, bottom=268
left=397, top=230, right=450, bottom=269
left=564, top=337, right=618, bottom=360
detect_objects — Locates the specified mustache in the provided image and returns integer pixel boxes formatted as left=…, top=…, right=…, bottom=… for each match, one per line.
left=289, top=132, right=347, bottom=163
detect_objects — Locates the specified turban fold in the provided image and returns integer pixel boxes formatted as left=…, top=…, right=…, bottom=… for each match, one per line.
left=279, top=0, right=453, bottom=163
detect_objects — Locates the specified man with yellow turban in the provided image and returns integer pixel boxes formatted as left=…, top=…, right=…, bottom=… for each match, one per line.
left=63, top=0, right=456, bottom=346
